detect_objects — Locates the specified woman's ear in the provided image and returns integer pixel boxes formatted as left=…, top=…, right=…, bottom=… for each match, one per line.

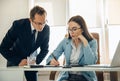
left=82, top=30, right=84, bottom=33
left=81, top=28, right=84, bottom=32
left=29, top=18, right=32, bottom=23
left=80, top=29, right=83, bottom=34
left=65, top=33, right=68, bottom=38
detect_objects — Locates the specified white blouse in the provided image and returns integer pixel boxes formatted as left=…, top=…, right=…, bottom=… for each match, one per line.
left=70, top=41, right=82, bottom=75
left=70, top=41, right=81, bottom=64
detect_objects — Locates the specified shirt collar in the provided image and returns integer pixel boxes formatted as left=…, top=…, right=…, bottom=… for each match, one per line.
left=31, top=23, right=35, bottom=31
left=71, top=40, right=82, bottom=50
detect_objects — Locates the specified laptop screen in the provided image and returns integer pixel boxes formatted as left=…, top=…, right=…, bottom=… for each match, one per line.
left=111, top=41, right=120, bottom=67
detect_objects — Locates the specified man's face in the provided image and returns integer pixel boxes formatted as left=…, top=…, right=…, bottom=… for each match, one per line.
left=30, top=13, right=47, bottom=31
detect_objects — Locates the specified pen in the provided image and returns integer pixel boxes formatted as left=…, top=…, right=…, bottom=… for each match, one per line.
left=51, top=53, right=57, bottom=60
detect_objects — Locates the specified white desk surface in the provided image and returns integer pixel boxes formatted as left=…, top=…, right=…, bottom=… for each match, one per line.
left=0, top=66, right=120, bottom=72
left=1, top=66, right=120, bottom=81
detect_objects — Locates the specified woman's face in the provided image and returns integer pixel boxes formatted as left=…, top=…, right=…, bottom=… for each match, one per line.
left=68, top=21, right=83, bottom=40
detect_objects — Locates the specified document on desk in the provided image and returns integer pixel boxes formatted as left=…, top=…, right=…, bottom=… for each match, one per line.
left=24, top=65, right=62, bottom=68
left=24, top=64, right=85, bottom=68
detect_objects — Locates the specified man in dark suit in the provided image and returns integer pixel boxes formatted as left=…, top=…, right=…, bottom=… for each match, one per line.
left=0, top=6, right=50, bottom=81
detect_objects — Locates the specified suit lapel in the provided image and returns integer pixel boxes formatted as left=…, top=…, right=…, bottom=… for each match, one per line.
left=64, top=40, right=72, bottom=64
left=78, top=43, right=84, bottom=63
left=23, top=21, right=33, bottom=53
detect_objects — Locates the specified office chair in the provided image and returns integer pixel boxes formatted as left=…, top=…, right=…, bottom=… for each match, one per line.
left=49, top=33, right=104, bottom=81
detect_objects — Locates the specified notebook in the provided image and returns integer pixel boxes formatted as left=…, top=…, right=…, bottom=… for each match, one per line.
left=85, top=41, right=120, bottom=68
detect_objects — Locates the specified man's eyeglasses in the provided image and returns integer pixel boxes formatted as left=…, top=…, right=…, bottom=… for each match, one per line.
left=32, top=20, right=47, bottom=26
left=68, top=27, right=81, bottom=33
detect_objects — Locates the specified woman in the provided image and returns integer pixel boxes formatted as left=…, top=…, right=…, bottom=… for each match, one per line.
left=46, top=15, right=98, bottom=81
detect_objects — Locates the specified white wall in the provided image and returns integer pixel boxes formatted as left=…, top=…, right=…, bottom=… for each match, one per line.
left=35, top=0, right=67, bottom=26
left=107, top=0, right=120, bottom=24
left=0, top=0, right=29, bottom=66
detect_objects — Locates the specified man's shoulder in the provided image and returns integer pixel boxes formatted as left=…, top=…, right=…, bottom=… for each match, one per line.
left=14, top=18, right=30, bottom=25
left=43, top=24, right=50, bottom=32
left=44, top=24, right=50, bottom=29
left=11, top=18, right=30, bottom=31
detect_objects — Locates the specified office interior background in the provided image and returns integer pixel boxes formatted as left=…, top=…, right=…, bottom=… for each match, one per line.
left=1, top=0, right=120, bottom=81
left=0, top=0, right=120, bottom=67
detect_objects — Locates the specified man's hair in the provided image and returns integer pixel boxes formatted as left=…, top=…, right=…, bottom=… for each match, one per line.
left=30, top=5, right=47, bottom=20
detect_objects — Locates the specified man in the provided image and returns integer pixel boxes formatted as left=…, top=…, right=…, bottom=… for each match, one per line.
left=0, top=6, right=50, bottom=81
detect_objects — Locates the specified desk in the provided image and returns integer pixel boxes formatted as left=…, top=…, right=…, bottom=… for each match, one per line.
left=0, top=67, right=24, bottom=81
left=0, top=66, right=120, bottom=81
left=1, top=66, right=120, bottom=71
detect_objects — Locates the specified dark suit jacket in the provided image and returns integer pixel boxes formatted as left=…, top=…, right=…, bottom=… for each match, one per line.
left=0, top=18, right=50, bottom=65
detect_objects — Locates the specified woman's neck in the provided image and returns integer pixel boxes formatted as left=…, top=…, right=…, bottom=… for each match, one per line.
left=73, top=39, right=81, bottom=48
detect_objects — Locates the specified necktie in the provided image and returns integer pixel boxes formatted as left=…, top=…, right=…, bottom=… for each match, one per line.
left=32, top=29, right=36, bottom=48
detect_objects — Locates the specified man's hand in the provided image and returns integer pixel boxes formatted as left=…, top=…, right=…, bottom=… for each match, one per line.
left=19, top=59, right=27, bottom=66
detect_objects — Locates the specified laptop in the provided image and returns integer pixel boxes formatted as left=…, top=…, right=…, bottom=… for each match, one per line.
left=85, top=41, right=120, bottom=68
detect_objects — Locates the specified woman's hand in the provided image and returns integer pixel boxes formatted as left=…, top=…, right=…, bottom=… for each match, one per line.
left=50, top=58, right=59, bottom=66
left=78, top=34, right=88, bottom=47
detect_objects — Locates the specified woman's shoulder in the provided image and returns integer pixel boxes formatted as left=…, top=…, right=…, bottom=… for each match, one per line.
left=89, top=39, right=97, bottom=44
left=63, top=37, right=71, bottom=41
left=60, top=38, right=71, bottom=44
